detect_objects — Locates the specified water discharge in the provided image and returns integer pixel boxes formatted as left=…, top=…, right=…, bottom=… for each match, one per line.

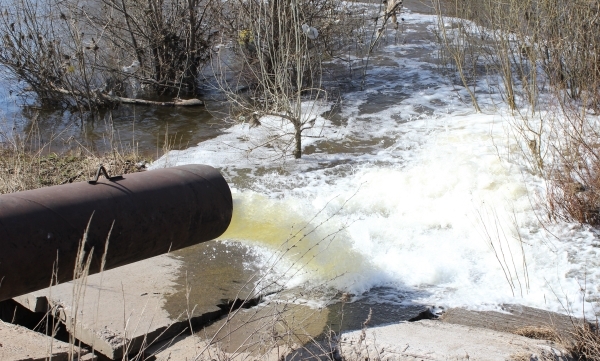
left=148, top=8, right=600, bottom=318
left=211, top=117, right=540, bottom=309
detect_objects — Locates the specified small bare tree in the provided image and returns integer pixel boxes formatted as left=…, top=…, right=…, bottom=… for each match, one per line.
left=213, top=0, right=369, bottom=159
left=214, top=0, right=321, bottom=159
left=432, top=0, right=482, bottom=112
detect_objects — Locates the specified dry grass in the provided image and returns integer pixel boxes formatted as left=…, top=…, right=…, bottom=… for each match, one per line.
left=513, top=321, right=600, bottom=361
left=0, top=139, right=148, bottom=194
left=514, top=325, right=561, bottom=343
left=565, top=322, right=600, bottom=361
left=510, top=351, right=536, bottom=361
left=547, top=160, right=600, bottom=226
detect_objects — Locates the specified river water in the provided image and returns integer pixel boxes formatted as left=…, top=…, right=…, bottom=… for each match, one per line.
left=4, top=1, right=600, bottom=321
left=152, top=3, right=600, bottom=319
left=0, top=73, right=226, bottom=157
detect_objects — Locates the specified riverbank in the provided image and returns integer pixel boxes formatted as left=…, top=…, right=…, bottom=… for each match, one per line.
left=0, top=142, right=148, bottom=194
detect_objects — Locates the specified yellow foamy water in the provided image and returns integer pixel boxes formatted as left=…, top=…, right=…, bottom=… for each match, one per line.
left=218, top=191, right=369, bottom=288
left=220, top=192, right=306, bottom=248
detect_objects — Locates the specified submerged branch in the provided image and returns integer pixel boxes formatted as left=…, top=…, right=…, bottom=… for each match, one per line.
left=100, top=94, right=204, bottom=107
left=49, top=84, right=204, bottom=107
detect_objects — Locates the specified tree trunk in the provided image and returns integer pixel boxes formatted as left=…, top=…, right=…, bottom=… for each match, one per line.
left=187, top=0, right=198, bottom=91
left=293, top=124, right=302, bottom=159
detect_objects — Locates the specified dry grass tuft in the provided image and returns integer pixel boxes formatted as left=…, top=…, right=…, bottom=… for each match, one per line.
left=566, top=322, right=600, bottom=361
left=514, top=322, right=600, bottom=361
left=0, top=138, right=148, bottom=194
left=547, top=172, right=600, bottom=226
left=514, top=326, right=561, bottom=343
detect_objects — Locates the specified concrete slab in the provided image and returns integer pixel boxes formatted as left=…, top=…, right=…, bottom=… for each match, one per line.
left=441, top=305, right=578, bottom=337
left=0, top=321, right=95, bottom=361
left=148, top=333, right=295, bottom=361
left=13, top=241, right=261, bottom=360
left=147, top=300, right=319, bottom=361
left=339, top=320, right=570, bottom=361
left=144, top=287, right=433, bottom=359
left=201, top=301, right=328, bottom=354
left=145, top=312, right=573, bottom=361
left=146, top=290, right=580, bottom=360
left=12, top=293, right=47, bottom=314
left=48, top=252, right=182, bottom=360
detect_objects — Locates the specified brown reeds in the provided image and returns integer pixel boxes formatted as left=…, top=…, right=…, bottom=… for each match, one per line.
left=567, top=321, right=600, bottom=361
left=0, top=127, right=146, bottom=194
left=433, top=0, right=600, bottom=226
left=0, top=147, right=145, bottom=194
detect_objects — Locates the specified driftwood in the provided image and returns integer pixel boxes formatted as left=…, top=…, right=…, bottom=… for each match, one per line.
left=50, top=84, right=204, bottom=107
left=100, top=93, right=204, bottom=107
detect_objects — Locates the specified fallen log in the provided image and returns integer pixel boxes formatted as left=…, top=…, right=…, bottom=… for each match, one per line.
left=100, top=93, right=205, bottom=107
left=50, top=84, right=204, bottom=107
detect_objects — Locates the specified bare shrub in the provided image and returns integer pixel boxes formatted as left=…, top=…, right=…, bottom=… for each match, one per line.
left=433, top=0, right=600, bottom=226
left=90, top=0, right=216, bottom=95
left=433, top=0, right=600, bottom=114
left=0, top=0, right=102, bottom=109
left=211, top=0, right=369, bottom=159
left=532, top=1, right=600, bottom=104
left=0, top=0, right=216, bottom=109
left=567, top=321, right=600, bottom=361
left=432, top=0, right=482, bottom=112
left=533, top=98, right=600, bottom=225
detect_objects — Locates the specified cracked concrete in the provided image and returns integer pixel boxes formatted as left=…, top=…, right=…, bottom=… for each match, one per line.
left=13, top=241, right=260, bottom=360
left=339, top=320, right=570, bottom=361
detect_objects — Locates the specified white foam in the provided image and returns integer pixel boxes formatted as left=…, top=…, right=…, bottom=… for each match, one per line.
left=151, top=12, right=600, bottom=317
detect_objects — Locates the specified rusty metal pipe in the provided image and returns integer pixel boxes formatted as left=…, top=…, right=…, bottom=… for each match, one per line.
left=0, top=164, right=232, bottom=301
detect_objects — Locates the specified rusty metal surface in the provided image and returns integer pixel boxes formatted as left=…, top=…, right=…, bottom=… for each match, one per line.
left=0, top=164, right=232, bottom=301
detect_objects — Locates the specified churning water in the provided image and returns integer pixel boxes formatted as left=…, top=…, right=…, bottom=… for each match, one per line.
left=150, top=9, right=600, bottom=318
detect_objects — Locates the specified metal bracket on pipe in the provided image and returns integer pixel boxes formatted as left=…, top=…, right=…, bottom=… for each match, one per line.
left=88, top=165, right=124, bottom=184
